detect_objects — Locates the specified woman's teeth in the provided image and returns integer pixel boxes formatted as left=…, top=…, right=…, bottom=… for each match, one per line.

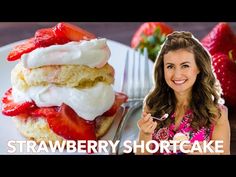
left=173, top=80, right=186, bottom=85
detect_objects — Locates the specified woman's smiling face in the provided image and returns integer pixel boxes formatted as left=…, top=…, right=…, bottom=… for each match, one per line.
left=163, top=49, right=200, bottom=95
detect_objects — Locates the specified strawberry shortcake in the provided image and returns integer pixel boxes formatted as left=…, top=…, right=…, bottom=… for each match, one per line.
left=1, top=23, right=127, bottom=144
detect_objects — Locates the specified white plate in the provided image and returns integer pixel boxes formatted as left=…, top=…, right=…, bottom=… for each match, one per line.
left=0, top=39, right=153, bottom=155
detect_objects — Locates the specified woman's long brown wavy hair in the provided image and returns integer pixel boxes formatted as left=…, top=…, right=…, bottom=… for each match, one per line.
left=144, top=31, right=223, bottom=130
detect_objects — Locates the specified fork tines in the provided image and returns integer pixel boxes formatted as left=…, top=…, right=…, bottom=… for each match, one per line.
left=122, top=48, right=152, bottom=101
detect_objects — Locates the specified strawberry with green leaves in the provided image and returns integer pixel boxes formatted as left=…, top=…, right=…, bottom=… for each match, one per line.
left=131, top=22, right=173, bottom=62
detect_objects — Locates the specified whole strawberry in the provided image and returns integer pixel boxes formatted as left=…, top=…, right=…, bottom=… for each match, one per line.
left=201, top=22, right=236, bottom=55
left=212, top=52, right=236, bottom=107
left=131, top=22, right=173, bottom=62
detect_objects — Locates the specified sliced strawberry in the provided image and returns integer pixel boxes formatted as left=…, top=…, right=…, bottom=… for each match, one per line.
left=6, top=23, right=96, bottom=61
left=53, top=22, right=96, bottom=42
left=34, top=28, right=58, bottom=47
left=1, top=88, right=36, bottom=116
left=46, top=104, right=96, bottom=141
left=30, top=106, right=58, bottom=117
left=7, top=38, right=37, bottom=61
left=103, top=92, right=128, bottom=116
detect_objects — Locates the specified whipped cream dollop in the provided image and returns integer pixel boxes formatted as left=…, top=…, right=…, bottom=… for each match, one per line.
left=12, top=83, right=115, bottom=121
left=21, top=38, right=111, bottom=69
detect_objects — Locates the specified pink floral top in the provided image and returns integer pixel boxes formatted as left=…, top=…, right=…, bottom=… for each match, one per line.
left=152, top=109, right=214, bottom=155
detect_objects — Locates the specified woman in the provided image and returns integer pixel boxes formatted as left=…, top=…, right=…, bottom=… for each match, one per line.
left=136, top=31, right=230, bottom=155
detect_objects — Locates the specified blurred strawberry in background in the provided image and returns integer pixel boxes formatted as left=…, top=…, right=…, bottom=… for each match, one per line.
left=201, top=22, right=236, bottom=55
left=201, top=22, right=236, bottom=107
left=131, top=22, right=173, bottom=62
left=212, top=52, right=236, bottom=107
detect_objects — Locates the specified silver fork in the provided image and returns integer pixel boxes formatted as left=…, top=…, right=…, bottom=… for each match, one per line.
left=110, top=48, right=152, bottom=155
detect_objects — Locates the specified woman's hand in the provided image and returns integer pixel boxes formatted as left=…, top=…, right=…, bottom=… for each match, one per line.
left=136, top=112, right=158, bottom=155
left=137, top=112, right=157, bottom=135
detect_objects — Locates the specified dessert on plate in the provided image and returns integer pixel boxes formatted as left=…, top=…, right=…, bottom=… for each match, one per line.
left=1, top=22, right=127, bottom=144
left=169, top=132, right=189, bottom=151
left=173, top=132, right=189, bottom=142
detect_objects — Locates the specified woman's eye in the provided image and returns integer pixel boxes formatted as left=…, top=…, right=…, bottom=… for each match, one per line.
left=167, top=65, right=173, bottom=69
left=182, top=65, right=189, bottom=68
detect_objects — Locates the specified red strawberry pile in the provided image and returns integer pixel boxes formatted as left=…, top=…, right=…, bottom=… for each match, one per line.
left=201, top=22, right=236, bottom=107
left=7, top=22, right=96, bottom=61
left=1, top=87, right=128, bottom=141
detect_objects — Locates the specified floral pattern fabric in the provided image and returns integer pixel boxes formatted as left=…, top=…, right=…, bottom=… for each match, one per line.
left=152, top=109, right=214, bottom=155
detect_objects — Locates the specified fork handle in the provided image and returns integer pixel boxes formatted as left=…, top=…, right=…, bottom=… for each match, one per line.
left=110, top=101, right=143, bottom=155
